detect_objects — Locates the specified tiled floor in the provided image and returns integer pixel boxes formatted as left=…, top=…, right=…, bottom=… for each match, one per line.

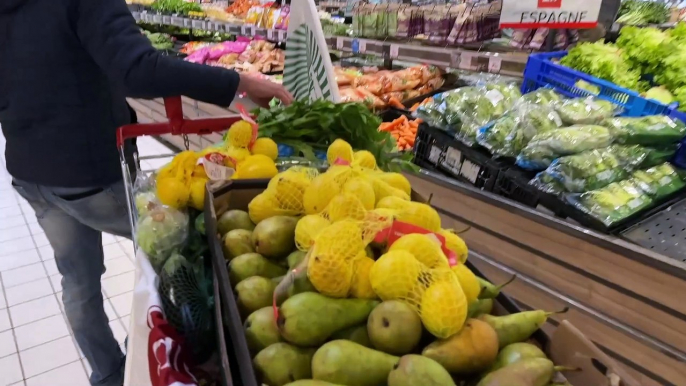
left=0, top=135, right=170, bottom=385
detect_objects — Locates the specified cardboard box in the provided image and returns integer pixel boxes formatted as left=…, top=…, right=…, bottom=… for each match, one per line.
left=205, top=179, right=640, bottom=386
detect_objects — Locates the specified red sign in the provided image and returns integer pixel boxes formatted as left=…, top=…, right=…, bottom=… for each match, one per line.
left=538, top=0, right=562, bottom=8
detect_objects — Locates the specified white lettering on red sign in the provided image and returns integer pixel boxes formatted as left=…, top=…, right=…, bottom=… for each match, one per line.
left=500, top=0, right=601, bottom=29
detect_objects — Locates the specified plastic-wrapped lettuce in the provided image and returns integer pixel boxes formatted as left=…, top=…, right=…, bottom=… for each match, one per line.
left=529, top=172, right=566, bottom=195
left=136, top=205, right=189, bottom=271
left=536, top=144, right=677, bottom=193
left=630, top=163, right=686, bottom=198
left=477, top=102, right=562, bottom=157
left=568, top=179, right=653, bottom=226
left=517, top=125, right=615, bottom=170
left=554, top=97, right=618, bottom=125
left=456, top=83, right=521, bottom=144
left=604, top=115, right=686, bottom=146
left=519, top=88, right=564, bottom=105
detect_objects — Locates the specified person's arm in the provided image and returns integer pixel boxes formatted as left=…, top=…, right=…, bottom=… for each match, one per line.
left=74, top=0, right=239, bottom=106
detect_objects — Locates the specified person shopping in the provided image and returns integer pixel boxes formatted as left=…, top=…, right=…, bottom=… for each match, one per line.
left=0, top=0, right=293, bottom=385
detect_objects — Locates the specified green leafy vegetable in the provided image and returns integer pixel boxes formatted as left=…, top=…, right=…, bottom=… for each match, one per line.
left=604, top=115, right=686, bottom=145
left=136, top=206, right=189, bottom=270
left=554, top=97, right=617, bottom=125
left=616, top=26, right=669, bottom=75
left=616, top=0, right=669, bottom=25
left=559, top=42, right=645, bottom=92
left=644, top=86, right=675, bottom=104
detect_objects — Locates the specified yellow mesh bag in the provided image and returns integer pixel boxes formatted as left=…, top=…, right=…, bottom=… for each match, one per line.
left=369, top=249, right=467, bottom=339
left=387, top=233, right=450, bottom=269
left=295, top=215, right=331, bottom=251
left=349, top=254, right=377, bottom=299
left=376, top=199, right=441, bottom=232
left=247, top=167, right=319, bottom=224
left=225, top=120, right=253, bottom=148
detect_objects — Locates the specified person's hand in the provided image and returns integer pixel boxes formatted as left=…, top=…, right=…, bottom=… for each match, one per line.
left=237, top=73, right=294, bottom=107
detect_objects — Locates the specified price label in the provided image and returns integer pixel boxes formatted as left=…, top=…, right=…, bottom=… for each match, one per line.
left=162, top=15, right=171, bottom=24
left=250, top=25, right=256, bottom=36
left=389, top=44, right=399, bottom=59
left=428, top=145, right=443, bottom=165
left=488, top=56, right=502, bottom=73
left=191, top=20, right=205, bottom=29
left=183, top=18, right=192, bottom=28
left=358, top=39, right=367, bottom=53
left=152, top=14, right=162, bottom=24
left=241, top=25, right=250, bottom=35
left=459, top=159, right=481, bottom=185
left=459, top=52, right=474, bottom=70
left=442, top=147, right=462, bottom=175
left=449, top=51, right=460, bottom=68
left=205, top=21, right=215, bottom=31
left=336, top=37, right=344, bottom=50
left=171, top=16, right=184, bottom=27
left=277, top=30, right=286, bottom=41
left=267, top=29, right=274, bottom=40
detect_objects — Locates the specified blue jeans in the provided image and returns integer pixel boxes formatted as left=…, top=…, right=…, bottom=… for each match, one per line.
left=12, top=178, right=132, bottom=386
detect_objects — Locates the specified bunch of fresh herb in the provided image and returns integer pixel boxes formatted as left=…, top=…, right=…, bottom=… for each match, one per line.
left=254, top=100, right=416, bottom=171
left=616, top=0, right=669, bottom=25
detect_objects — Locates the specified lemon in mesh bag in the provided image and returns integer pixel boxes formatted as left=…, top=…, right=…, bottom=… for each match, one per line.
left=225, top=120, right=253, bottom=148
left=307, top=251, right=354, bottom=298
left=421, top=274, right=468, bottom=338
left=349, top=253, right=377, bottom=299
left=377, top=172, right=412, bottom=196
left=370, top=250, right=426, bottom=304
left=377, top=199, right=441, bottom=232
left=248, top=192, right=283, bottom=224
left=303, top=173, right=342, bottom=215
left=342, top=177, right=376, bottom=210
left=327, top=139, right=355, bottom=165
left=352, top=150, right=377, bottom=170
left=439, top=229, right=469, bottom=263
left=295, top=215, right=331, bottom=251
left=388, top=233, right=449, bottom=269
left=371, top=178, right=411, bottom=203
left=324, top=193, right=368, bottom=223
left=270, top=168, right=318, bottom=213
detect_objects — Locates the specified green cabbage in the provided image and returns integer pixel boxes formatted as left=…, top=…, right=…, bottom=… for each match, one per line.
left=136, top=206, right=189, bottom=270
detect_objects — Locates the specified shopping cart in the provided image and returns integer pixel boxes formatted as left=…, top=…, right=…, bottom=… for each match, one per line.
left=116, top=96, right=243, bottom=386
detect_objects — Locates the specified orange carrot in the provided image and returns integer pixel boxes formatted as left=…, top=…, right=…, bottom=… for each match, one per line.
left=388, top=97, right=405, bottom=109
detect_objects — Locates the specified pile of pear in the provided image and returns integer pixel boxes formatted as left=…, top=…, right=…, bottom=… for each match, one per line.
left=216, top=211, right=567, bottom=386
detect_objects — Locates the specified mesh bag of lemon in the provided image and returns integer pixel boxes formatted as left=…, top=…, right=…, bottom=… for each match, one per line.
left=249, top=138, right=475, bottom=339
left=154, top=119, right=280, bottom=211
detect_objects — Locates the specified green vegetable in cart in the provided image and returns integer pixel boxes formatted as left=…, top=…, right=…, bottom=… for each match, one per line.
left=517, top=125, right=614, bottom=170
left=604, top=115, right=686, bottom=146
left=135, top=191, right=158, bottom=217
left=136, top=205, right=189, bottom=269
left=554, top=97, right=617, bottom=125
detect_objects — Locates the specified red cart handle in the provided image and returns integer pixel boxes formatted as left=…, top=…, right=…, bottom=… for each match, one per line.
left=116, top=96, right=245, bottom=147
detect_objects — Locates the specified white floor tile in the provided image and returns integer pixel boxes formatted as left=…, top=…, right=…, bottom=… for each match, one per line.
left=0, top=249, right=41, bottom=272
left=27, top=223, right=43, bottom=236
left=102, top=257, right=134, bottom=279
left=8, top=295, right=60, bottom=328
left=31, top=234, right=49, bottom=248
left=120, top=315, right=130, bottom=333
left=15, top=315, right=69, bottom=351
left=0, top=309, right=10, bottom=332
left=109, top=292, right=133, bottom=317
left=48, top=274, right=62, bottom=293
left=102, top=272, right=134, bottom=298
left=101, top=233, right=117, bottom=245
left=0, top=206, right=22, bottom=219
left=109, top=320, right=126, bottom=346
left=102, top=244, right=125, bottom=261
left=0, top=226, right=30, bottom=243
left=0, top=215, right=26, bottom=231
left=103, top=300, right=117, bottom=322
left=25, top=360, right=89, bottom=386
left=0, top=354, right=24, bottom=385
left=1, top=263, right=47, bottom=288
left=118, top=241, right=135, bottom=258
left=9, top=381, right=26, bottom=386
left=37, top=246, right=53, bottom=262
left=0, top=287, right=5, bottom=309
left=54, top=292, right=63, bottom=311
left=5, top=279, right=53, bottom=307
left=81, top=358, right=91, bottom=376
left=19, top=336, right=79, bottom=378
left=0, top=329, right=17, bottom=357
left=41, top=260, right=58, bottom=276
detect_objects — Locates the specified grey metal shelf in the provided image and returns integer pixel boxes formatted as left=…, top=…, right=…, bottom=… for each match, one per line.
left=621, top=198, right=686, bottom=263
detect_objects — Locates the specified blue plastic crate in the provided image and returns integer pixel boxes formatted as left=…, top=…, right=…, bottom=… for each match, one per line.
left=521, top=51, right=684, bottom=122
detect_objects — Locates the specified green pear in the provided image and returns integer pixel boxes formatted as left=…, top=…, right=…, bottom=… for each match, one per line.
left=252, top=216, right=298, bottom=259
left=422, top=319, right=499, bottom=374
left=236, top=276, right=276, bottom=317
left=484, top=343, right=547, bottom=374
left=254, top=343, right=315, bottom=386
left=312, top=340, right=398, bottom=386
left=278, top=293, right=378, bottom=347
left=477, top=358, right=556, bottom=386
left=287, top=275, right=318, bottom=297
left=479, top=310, right=558, bottom=348
left=217, top=209, right=255, bottom=236
left=284, top=381, right=343, bottom=386
left=222, top=229, right=254, bottom=261
left=468, top=299, right=494, bottom=318
left=244, top=307, right=282, bottom=354
left=330, top=324, right=372, bottom=348
left=477, top=276, right=515, bottom=299
left=367, top=301, right=422, bottom=355
left=388, top=355, right=456, bottom=386
left=230, top=253, right=287, bottom=285
left=287, top=250, right=307, bottom=269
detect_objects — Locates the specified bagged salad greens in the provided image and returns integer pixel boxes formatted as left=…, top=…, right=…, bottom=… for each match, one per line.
left=517, top=125, right=614, bottom=170
left=568, top=162, right=686, bottom=227
left=604, top=115, right=686, bottom=146
left=477, top=102, right=563, bottom=158
left=554, top=97, right=618, bottom=125
left=519, top=88, right=564, bottom=105
left=136, top=205, right=189, bottom=271
left=531, top=144, right=677, bottom=193
left=414, top=82, right=520, bottom=145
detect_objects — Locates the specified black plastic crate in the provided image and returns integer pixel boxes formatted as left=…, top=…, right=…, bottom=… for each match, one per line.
left=414, top=124, right=505, bottom=191
left=493, top=167, right=540, bottom=209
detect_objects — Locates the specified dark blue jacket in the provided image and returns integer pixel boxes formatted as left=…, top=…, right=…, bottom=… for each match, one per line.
left=0, top=0, right=240, bottom=187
